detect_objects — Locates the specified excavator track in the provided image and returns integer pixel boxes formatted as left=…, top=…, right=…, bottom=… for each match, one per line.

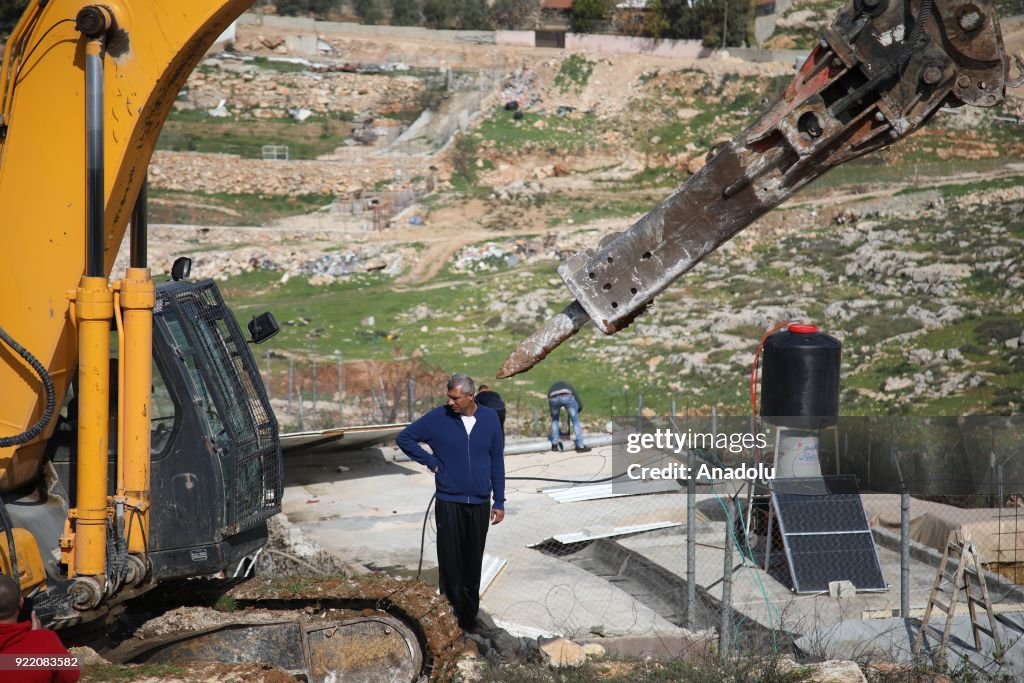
left=103, top=575, right=463, bottom=682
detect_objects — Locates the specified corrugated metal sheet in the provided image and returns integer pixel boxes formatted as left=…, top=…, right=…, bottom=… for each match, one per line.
left=528, top=521, right=681, bottom=547
left=480, top=553, right=507, bottom=596
left=539, top=478, right=681, bottom=502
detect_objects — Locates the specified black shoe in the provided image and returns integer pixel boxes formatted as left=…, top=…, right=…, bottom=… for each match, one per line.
left=576, top=445, right=592, bottom=453
left=550, top=443, right=559, bottom=451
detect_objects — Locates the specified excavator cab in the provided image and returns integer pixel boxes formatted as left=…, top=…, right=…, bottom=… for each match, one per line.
left=146, top=278, right=281, bottom=578
left=43, top=278, right=281, bottom=602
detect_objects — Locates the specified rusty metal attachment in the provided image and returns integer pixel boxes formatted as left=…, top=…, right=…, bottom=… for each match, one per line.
left=499, top=0, right=1017, bottom=378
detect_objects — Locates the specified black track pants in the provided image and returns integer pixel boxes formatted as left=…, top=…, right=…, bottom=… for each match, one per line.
left=435, top=499, right=490, bottom=631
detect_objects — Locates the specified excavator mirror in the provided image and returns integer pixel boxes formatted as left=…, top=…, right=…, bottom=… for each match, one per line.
left=247, top=312, right=280, bottom=344
left=171, top=256, right=192, bottom=281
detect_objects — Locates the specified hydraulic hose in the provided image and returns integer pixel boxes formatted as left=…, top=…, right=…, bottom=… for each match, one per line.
left=0, top=324, right=56, bottom=447
left=0, top=500, right=19, bottom=585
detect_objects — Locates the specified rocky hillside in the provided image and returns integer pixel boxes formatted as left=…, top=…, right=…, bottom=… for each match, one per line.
left=138, top=24, right=1024, bottom=426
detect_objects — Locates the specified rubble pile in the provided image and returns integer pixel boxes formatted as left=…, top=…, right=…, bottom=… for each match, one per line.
left=489, top=180, right=546, bottom=203
left=181, top=63, right=423, bottom=119
left=499, top=67, right=540, bottom=110
left=149, top=151, right=438, bottom=196
left=183, top=245, right=407, bottom=283
left=111, top=224, right=412, bottom=284
left=450, top=231, right=602, bottom=273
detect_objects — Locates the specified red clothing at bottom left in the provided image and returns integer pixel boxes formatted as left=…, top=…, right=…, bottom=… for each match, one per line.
left=0, top=621, right=80, bottom=683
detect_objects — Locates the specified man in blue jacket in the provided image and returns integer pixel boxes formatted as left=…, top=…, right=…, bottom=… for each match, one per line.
left=397, top=373, right=505, bottom=633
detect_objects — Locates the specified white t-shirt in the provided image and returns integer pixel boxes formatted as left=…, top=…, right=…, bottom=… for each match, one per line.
left=461, top=415, right=476, bottom=435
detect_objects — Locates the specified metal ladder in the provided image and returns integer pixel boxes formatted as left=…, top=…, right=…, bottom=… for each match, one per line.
left=913, top=531, right=1003, bottom=663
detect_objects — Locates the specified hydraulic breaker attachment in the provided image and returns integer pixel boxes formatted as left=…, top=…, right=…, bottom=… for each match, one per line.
left=498, top=0, right=1021, bottom=378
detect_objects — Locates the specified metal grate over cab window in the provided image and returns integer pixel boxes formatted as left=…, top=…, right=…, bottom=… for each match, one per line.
left=158, top=281, right=281, bottom=534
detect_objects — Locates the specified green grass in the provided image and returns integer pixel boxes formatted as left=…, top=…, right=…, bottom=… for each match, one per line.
left=148, top=189, right=333, bottom=226
left=251, top=56, right=309, bottom=73
left=220, top=265, right=669, bottom=422
left=930, top=174, right=1024, bottom=200
left=212, top=594, right=237, bottom=612
left=475, top=109, right=606, bottom=154
left=621, top=166, right=679, bottom=188
left=554, top=55, right=595, bottom=92
left=539, top=195, right=662, bottom=227
left=158, top=110, right=356, bottom=159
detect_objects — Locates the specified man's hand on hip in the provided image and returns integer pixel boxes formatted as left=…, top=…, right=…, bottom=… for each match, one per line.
left=490, top=508, right=505, bottom=525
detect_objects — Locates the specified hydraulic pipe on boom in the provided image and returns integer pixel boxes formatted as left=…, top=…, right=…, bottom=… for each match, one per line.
left=68, top=8, right=117, bottom=600
left=118, top=179, right=154, bottom=563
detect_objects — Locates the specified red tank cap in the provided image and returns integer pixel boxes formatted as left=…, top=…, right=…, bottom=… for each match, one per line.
left=787, top=323, right=818, bottom=334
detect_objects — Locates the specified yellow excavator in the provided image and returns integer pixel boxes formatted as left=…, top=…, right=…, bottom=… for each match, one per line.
left=0, top=2, right=460, bottom=680
left=0, top=0, right=1018, bottom=680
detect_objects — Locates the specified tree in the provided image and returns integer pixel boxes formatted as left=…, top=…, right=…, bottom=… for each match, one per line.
left=422, top=0, right=455, bottom=27
left=390, top=0, right=421, bottom=25
left=275, top=0, right=312, bottom=16
left=490, top=0, right=539, bottom=30
left=570, top=0, right=611, bottom=34
left=692, top=0, right=750, bottom=47
left=456, top=0, right=492, bottom=29
left=354, top=0, right=385, bottom=24
left=0, top=0, right=28, bottom=35
left=644, top=0, right=697, bottom=39
left=307, top=0, right=340, bottom=18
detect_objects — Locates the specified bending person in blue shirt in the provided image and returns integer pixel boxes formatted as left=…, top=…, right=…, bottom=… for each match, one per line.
left=397, top=373, right=505, bottom=633
left=547, top=380, right=591, bottom=453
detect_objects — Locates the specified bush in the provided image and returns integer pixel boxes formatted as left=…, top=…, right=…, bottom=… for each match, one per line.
left=974, top=318, right=1021, bottom=344
left=450, top=133, right=479, bottom=186
left=390, top=0, right=421, bottom=25
left=491, top=0, right=539, bottom=29
left=570, top=0, right=611, bottom=33
left=354, top=0, right=385, bottom=23
left=0, top=0, right=29, bottom=35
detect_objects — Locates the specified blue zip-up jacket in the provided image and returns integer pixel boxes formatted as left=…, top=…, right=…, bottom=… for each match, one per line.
left=397, top=404, right=505, bottom=510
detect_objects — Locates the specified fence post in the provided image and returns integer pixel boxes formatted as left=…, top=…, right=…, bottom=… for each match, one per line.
left=264, top=351, right=271, bottom=395
left=407, top=376, right=415, bottom=422
left=998, top=463, right=1004, bottom=510
left=687, top=446, right=696, bottom=630
left=312, top=360, right=318, bottom=420
left=892, top=445, right=909, bottom=618
left=297, top=367, right=305, bottom=431
left=287, top=358, right=294, bottom=417
left=637, top=394, right=643, bottom=431
left=866, top=430, right=872, bottom=486
left=515, top=394, right=521, bottom=438
left=342, top=356, right=350, bottom=419
left=369, top=385, right=378, bottom=423
left=901, top=490, right=910, bottom=618
left=720, top=501, right=733, bottom=661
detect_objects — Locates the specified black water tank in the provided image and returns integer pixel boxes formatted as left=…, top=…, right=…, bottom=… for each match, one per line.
left=760, top=323, right=841, bottom=429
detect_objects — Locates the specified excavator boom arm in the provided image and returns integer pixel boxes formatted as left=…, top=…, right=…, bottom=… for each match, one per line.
left=0, top=0, right=252, bottom=476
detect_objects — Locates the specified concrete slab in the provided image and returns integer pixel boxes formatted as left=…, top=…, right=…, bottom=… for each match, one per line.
left=282, top=440, right=691, bottom=638
left=280, top=439, right=1024, bottom=648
